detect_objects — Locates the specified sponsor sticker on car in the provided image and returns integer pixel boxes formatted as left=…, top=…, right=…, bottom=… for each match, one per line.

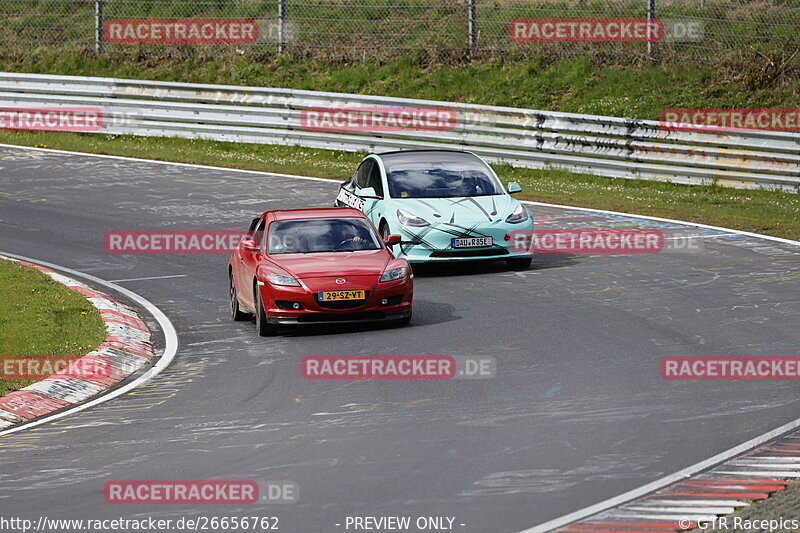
left=336, top=188, right=366, bottom=210
left=451, top=237, right=493, bottom=248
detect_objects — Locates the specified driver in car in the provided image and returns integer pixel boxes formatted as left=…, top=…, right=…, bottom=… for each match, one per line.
left=337, top=223, right=371, bottom=248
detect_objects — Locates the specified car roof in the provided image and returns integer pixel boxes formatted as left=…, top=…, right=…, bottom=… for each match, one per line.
left=375, top=149, right=474, bottom=158
left=375, top=150, right=485, bottom=166
left=267, top=207, right=366, bottom=221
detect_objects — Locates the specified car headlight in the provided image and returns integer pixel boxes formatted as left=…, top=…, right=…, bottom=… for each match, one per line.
left=266, top=273, right=301, bottom=287
left=505, top=204, right=529, bottom=224
left=397, top=209, right=430, bottom=227
left=379, top=267, right=407, bottom=283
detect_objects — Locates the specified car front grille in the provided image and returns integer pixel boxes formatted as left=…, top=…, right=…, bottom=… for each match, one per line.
left=297, top=311, right=385, bottom=323
left=430, top=248, right=509, bottom=258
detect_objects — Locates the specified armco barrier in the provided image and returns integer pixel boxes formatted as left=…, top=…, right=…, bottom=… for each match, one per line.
left=1, top=72, right=798, bottom=192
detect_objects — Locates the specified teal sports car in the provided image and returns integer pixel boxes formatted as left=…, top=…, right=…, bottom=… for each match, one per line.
left=334, top=150, right=534, bottom=268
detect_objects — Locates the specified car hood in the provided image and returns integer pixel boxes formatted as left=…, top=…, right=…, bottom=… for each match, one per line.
left=392, top=195, right=518, bottom=225
left=269, top=250, right=390, bottom=279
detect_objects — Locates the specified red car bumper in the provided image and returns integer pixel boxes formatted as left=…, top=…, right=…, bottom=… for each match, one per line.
left=258, top=275, right=412, bottom=326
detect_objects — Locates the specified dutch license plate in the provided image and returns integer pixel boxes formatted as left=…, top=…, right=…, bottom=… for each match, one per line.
left=319, top=290, right=365, bottom=301
left=452, top=237, right=493, bottom=248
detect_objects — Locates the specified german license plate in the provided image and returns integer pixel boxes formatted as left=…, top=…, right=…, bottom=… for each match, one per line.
left=452, top=237, right=493, bottom=248
left=319, top=290, right=365, bottom=301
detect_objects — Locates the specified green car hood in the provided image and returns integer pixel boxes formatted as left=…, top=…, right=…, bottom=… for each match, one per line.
left=386, top=195, right=522, bottom=226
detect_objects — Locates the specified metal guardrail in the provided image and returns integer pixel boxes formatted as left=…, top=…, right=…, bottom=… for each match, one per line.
left=1, top=72, right=798, bottom=192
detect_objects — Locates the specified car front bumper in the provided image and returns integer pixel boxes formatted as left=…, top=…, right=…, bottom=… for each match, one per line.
left=259, top=276, right=413, bottom=325
left=267, top=309, right=411, bottom=325
left=392, top=225, right=535, bottom=263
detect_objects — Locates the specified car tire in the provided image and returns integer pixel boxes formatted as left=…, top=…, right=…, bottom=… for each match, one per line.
left=507, top=257, right=532, bottom=270
left=230, top=272, right=250, bottom=321
left=380, top=220, right=390, bottom=241
left=255, top=286, right=279, bottom=337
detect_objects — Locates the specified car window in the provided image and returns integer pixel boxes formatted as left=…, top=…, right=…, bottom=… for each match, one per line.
left=253, top=218, right=265, bottom=248
left=267, top=217, right=382, bottom=254
left=247, top=217, right=261, bottom=232
left=365, top=161, right=384, bottom=198
left=244, top=217, right=265, bottom=248
left=381, top=151, right=503, bottom=199
left=355, top=160, right=373, bottom=190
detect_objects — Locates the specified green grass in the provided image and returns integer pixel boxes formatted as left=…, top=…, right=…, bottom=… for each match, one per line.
left=2, top=53, right=799, bottom=119
left=3, top=130, right=797, bottom=240
left=0, top=259, right=106, bottom=397
left=2, top=0, right=799, bottom=67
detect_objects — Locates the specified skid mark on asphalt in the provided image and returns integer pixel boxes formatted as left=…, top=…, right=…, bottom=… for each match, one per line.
left=461, top=454, right=665, bottom=497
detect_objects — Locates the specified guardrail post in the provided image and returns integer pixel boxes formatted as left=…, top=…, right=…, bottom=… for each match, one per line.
left=467, top=0, right=477, bottom=52
left=278, top=0, right=286, bottom=53
left=95, top=0, right=104, bottom=55
left=647, top=0, right=656, bottom=56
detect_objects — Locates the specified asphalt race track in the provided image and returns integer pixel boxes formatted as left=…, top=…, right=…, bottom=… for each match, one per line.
left=1, top=145, right=799, bottom=533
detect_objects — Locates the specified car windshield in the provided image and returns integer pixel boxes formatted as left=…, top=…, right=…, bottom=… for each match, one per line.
left=382, top=151, right=503, bottom=199
left=267, top=217, right=382, bottom=254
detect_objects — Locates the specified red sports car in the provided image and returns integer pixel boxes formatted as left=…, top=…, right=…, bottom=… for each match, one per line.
left=228, top=207, right=413, bottom=336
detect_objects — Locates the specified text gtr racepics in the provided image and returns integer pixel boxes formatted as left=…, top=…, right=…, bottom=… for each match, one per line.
left=228, top=208, right=413, bottom=336
left=334, top=150, right=535, bottom=268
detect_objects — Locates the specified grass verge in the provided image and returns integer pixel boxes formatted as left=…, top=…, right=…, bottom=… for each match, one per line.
left=2, top=53, right=799, bottom=119
left=2, top=130, right=798, bottom=240
left=0, top=259, right=106, bottom=397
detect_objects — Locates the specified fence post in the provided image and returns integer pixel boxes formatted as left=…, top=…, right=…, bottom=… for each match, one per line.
left=95, top=0, right=104, bottom=55
left=278, top=0, right=286, bottom=53
left=468, top=0, right=477, bottom=52
left=647, top=0, right=656, bottom=56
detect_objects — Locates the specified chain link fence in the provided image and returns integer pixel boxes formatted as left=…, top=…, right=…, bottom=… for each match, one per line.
left=1, top=0, right=798, bottom=64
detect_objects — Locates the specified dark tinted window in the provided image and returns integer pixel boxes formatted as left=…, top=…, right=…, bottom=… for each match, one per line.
left=267, top=217, right=382, bottom=254
left=246, top=217, right=265, bottom=247
left=380, top=151, right=502, bottom=199
left=355, top=160, right=372, bottom=189
left=365, top=161, right=384, bottom=197
left=254, top=219, right=265, bottom=247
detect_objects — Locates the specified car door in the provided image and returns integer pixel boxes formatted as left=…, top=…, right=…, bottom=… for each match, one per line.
left=335, top=158, right=383, bottom=219
left=336, top=160, right=368, bottom=209
left=236, top=216, right=265, bottom=311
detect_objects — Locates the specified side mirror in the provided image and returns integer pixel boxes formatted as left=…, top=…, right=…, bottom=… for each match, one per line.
left=507, top=182, right=522, bottom=194
left=385, top=234, right=402, bottom=246
left=240, top=238, right=259, bottom=252
left=357, top=186, right=380, bottom=199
